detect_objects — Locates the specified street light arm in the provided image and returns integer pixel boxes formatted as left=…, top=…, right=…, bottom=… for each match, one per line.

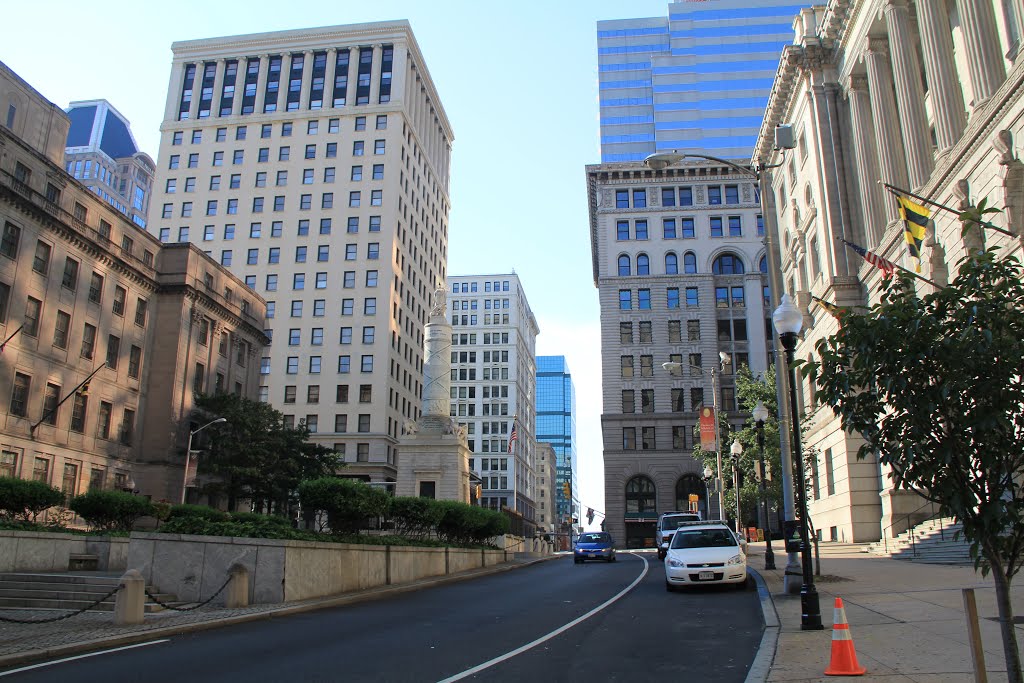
left=190, top=416, right=227, bottom=437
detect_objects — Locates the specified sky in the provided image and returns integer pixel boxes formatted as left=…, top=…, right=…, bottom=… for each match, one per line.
left=4, top=0, right=678, bottom=526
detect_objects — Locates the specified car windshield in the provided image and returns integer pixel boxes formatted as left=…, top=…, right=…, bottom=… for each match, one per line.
left=671, top=528, right=738, bottom=549
left=661, top=515, right=698, bottom=531
left=578, top=533, right=610, bottom=544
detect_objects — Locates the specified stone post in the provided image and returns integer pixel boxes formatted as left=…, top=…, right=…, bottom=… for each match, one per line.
left=883, top=0, right=933, bottom=188
left=916, top=0, right=967, bottom=151
left=225, top=563, right=250, bottom=608
left=113, top=569, right=145, bottom=625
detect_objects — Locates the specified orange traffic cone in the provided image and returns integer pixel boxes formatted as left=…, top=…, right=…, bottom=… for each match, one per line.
left=824, top=597, right=866, bottom=676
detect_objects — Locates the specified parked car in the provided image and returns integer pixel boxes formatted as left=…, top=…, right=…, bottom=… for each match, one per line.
left=664, top=522, right=747, bottom=591
left=733, top=530, right=749, bottom=554
left=655, top=511, right=702, bottom=560
left=574, top=532, right=616, bottom=564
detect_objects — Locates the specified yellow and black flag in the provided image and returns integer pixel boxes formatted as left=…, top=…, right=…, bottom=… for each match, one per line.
left=894, top=193, right=930, bottom=272
left=812, top=296, right=845, bottom=320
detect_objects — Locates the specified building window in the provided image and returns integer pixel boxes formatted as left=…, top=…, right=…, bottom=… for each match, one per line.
left=10, top=373, right=30, bottom=417
left=24, top=297, right=42, bottom=337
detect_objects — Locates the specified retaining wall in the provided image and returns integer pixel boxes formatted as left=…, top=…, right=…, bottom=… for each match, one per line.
left=0, top=531, right=129, bottom=572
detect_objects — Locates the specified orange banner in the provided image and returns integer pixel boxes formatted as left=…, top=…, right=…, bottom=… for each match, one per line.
left=699, top=407, right=717, bottom=451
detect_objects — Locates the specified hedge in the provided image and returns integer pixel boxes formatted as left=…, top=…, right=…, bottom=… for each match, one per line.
left=69, top=490, right=156, bottom=532
left=298, top=477, right=390, bottom=535
left=0, top=477, right=64, bottom=521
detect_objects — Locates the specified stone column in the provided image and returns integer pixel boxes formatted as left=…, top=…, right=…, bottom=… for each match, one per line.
left=299, top=50, right=314, bottom=110
left=953, top=0, right=1007, bottom=105
left=390, top=44, right=408, bottom=106
left=846, top=74, right=887, bottom=247
left=254, top=54, right=270, bottom=114
left=864, top=39, right=909, bottom=223
left=187, top=62, right=203, bottom=121
left=915, top=0, right=967, bottom=151
left=345, top=47, right=358, bottom=106
left=211, top=58, right=226, bottom=118
left=231, top=58, right=246, bottom=117
left=164, top=60, right=186, bottom=121
left=810, top=81, right=850, bottom=277
left=884, top=0, right=933, bottom=188
left=324, top=48, right=338, bottom=109
left=369, top=43, right=384, bottom=104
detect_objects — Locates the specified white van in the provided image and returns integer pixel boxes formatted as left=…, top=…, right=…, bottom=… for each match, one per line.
left=656, top=511, right=702, bottom=560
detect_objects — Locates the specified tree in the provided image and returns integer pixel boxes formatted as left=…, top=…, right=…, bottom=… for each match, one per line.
left=808, top=208, right=1024, bottom=681
left=297, top=477, right=390, bottom=535
left=192, top=393, right=342, bottom=513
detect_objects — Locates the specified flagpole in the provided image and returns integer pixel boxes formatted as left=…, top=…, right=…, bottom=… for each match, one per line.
left=838, top=239, right=942, bottom=288
left=880, top=181, right=1014, bottom=237
left=30, top=364, right=106, bottom=436
left=0, top=324, right=24, bottom=353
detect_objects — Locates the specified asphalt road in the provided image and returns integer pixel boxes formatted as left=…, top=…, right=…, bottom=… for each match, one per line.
left=0, top=553, right=764, bottom=682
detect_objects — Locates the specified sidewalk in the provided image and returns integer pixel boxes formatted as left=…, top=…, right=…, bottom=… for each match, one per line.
left=746, top=542, right=1024, bottom=682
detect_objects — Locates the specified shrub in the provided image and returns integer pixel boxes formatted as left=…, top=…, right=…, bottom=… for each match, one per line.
left=157, top=516, right=314, bottom=540
left=167, top=504, right=229, bottom=522
left=69, top=490, right=156, bottom=532
left=298, top=477, right=390, bottom=535
left=435, top=501, right=509, bottom=546
left=0, top=477, right=65, bottom=521
left=389, top=496, right=444, bottom=539
left=230, top=511, right=291, bottom=527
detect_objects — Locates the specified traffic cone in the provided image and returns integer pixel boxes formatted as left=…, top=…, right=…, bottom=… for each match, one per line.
left=824, top=597, right=866, bottom=676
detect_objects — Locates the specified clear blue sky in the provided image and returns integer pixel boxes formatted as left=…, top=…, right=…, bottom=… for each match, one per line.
left=4, top=0, right=674, bottom=527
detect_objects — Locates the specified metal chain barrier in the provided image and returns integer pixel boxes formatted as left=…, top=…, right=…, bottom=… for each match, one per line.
left=143, top=573, right=233, bottom=612
left=0, top=584, right=123, bottom=624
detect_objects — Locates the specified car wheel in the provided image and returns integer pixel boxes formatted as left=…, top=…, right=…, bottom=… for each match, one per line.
left=735, top=576, right=749, bottom=590
left=574, top=558, right=581, bottom=564
left=665, top=581, right=675, bottom=593
left=609, top=555, right=616, bottom=563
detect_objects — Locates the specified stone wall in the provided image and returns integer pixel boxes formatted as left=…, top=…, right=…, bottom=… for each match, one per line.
left=127, top=532, right=509, bottom=604
left=0, top=531, right=128, bottom=572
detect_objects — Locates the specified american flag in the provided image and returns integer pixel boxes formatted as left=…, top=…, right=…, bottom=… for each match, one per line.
left=507, top=421, right=518, bottom=454
left=841, top=239, right=896, bottom=278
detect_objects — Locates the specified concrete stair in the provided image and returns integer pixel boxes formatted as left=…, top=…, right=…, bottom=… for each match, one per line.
left=865, top=517, right=973, bottom=565
left=0, top=572, right=182, bottom=613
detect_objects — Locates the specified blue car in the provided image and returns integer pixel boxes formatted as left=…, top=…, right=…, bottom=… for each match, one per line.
left=574, top=532, right=616, bottom=564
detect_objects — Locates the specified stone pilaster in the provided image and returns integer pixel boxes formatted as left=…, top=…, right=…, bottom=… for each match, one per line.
left=864, top=38, right=909, bottom=223
left=883, top=0, right=933, bottom=188
left=845, top=74, right=887, bottom=245
left=254, top=54, right=270, bottom=114
left=345, top=47, right=358, bottom=106
left=369, top=44, right=383, bottom=104
left=809, top=81, right=850, bottom=277
left=324, top=48, right=338, bottom=109
left=187, top=62, right=202, bottom=121
left=231, top=58, right=246, bottom=117
left=211, top=59, right=226, bottom=118
left=953, top=0, right=1007, bottom=105
left=299, top=50, right=313, bottom=110
left=915, top=0, right=967, bottom=151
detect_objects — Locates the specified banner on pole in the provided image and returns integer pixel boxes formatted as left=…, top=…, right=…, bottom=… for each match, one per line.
left=699, top=407, right=717, bottom=451
left=184, top=451, right=199, bottom=487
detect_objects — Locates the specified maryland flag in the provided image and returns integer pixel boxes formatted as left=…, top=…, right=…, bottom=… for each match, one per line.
left=895, top=193, right=930, bottom=272
left=812, top=296, right=845, bottom=319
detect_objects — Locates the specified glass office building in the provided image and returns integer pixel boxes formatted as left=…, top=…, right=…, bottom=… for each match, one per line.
left=597, top=0, right=809, bottom=162
left=536, top=356, right=577, bottom=526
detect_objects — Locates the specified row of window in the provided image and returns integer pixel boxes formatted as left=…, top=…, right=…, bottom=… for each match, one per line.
left=212, top=242, right=379, bottom=268
left=160, top=189, right=383, bottom=218
left=451, top=299, right=510, bottom=311
left=158, top=215, right=382, bottom=242
left=10, top=373, right=136, bottom=443
left=164, top=164, right=384, bottom=190
left=450, top=280, right=512, bottom=293
left=619, top=282, right=764, bottom=310
left=260, top=354, right=374, bottom=375
left=451, top=332, right=510, bottom=345
left=282, top=383, right=373, bottom=405
left=451, top=314, right=510, bottom=326
left=615, top=184, right=751, bottom=209
left=617, top=251, right=768, bottom=277
left=621, top=383, right=747, bottom=415
left=244, top=270, right=378, bottom=293
left=265, top=297, right=379, bottom=319
left=619, top=319, right=752, bottom=345
left=616, top=215, right=763, bottom=240
left=0, top=451, right=133, bottom=500
left=619, top=352, right=750, bottom=380
left=280, top=326, right=376, bottom=346
left=165, top=139, right=385, bottom=173
left=170, top=116, right=388, bottom=146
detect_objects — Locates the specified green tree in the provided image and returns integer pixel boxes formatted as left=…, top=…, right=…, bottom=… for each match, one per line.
left=192, top=393, right=342, bottom=513
left=808, top=208, right=1024, bottom=681
left=69, top=490, right=155, bottom=532
left=0, top=477, right=64, bottom=522
left=297, top=477, right=390, bottom=535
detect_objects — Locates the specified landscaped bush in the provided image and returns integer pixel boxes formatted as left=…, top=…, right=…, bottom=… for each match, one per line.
left=230, top=511, right=292, bottom=527
left=158, top=515, right=312, bottom=540
left=167, top=504, right=229, bottom=522
left=298, top=477, right=390, bottom=534
left=389, top=496, right=444, bottom=539
left=69, top=490, right=156, bottom=532
left=0, top=476, right=64, bottom=522
left=435, top=501, right=509, bottom=546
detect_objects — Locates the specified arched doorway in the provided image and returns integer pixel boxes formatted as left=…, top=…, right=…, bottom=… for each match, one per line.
left=675, top=474, right=707, bottom=520
left=623, top=476, right=657, bottom=548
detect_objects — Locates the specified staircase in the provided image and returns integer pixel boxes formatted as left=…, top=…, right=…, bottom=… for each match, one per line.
left=866, top=517, right=973, bottom=564
left=0, top=572, right=182, bottom=613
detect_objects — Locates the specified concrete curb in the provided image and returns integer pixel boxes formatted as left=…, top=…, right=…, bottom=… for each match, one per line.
left=744, top=567, right=780, bottom=683
left=0, top=555, right=559, bottom=671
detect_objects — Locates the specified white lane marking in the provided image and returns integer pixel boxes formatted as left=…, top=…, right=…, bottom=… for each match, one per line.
left=436, top=553, right=649, bottom=683
left=0, top=639, right=170, bottom=677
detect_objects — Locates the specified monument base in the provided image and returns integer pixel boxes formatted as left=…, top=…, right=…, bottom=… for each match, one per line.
left=395, top=422, right=471, bottom=502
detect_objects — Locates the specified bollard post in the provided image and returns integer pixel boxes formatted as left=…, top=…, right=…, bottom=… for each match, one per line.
left=962, top=588, right=988, bottom=683
left=225, top=563, right=250, bottom=608
left=114, top=569, right=145, bottom=625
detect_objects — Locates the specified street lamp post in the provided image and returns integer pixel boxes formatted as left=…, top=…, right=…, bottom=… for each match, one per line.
left=645, top=141, right=803, bottom=592
left=181, top=417, right=227, bottom=504
left=730, top=439, right=743, bottom=535
left=753, top=400, right=776, bottom=570
left=772, top=294, right=823, bottom=630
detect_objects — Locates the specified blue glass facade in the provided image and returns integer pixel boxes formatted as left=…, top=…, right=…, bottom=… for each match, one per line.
left=535, top=356, right=577, bottom=523
left=597, top=0, right=809, bottom=162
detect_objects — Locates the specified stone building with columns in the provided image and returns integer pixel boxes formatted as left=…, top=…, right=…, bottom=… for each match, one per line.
left=150, top=22, right=453, bottom=488
left=0, top=61, right=267, bottom=506
left=754, top=1, right=1023, bottom=542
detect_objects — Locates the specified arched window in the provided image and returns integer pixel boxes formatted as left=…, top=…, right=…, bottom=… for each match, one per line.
left=625, top=476, right=656, bottom=515
left=617, top=254, right=631, bottom=276
left=759, top=255, right=768, bottom=273
left=712, top=253, right=745, bottom=275
left=675, top=474, right=706, bottom=516
left=684, top=251, right=697, bottom=274
left=665, top=252, right=678, bottom=275
left=637, top=253, right=650, bottom=275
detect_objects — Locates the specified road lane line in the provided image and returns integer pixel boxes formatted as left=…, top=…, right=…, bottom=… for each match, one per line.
left=436, top=553, right=649, bottom=683
left=0, top=640, right=170, bottom=677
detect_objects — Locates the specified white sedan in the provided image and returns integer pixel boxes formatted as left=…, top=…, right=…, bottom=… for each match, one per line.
left=664, top=523, right=748, bottom=591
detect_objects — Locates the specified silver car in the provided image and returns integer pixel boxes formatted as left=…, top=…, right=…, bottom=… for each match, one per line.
left=664, top=523, right=747, bottom=591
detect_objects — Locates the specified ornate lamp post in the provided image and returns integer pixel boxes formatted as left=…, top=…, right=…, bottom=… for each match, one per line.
left=772, top=294, right=823, bottom=630
left=752, top=400, right=776, bottom=570
left=730, top=439, right=743, bottom=534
